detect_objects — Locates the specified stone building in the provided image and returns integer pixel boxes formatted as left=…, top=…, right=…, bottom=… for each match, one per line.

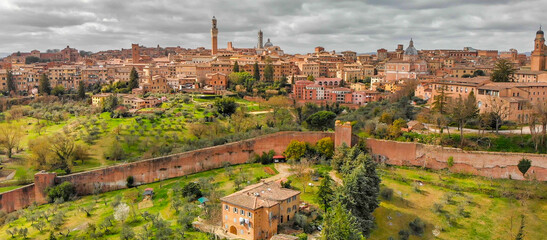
left=385, top=39, right=428, bottom=81
left=221, top=181, right=300, bottom=240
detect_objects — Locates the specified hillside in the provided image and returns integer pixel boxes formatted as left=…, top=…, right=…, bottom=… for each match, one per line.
left=1, top=163, right=545, bottom=239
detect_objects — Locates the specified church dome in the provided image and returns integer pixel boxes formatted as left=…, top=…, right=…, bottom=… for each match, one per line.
left=404, top=38, right=418, bottom=56
left=264, top=38, right=273, bottom=48
left=538, top=29, right=544, bottom=35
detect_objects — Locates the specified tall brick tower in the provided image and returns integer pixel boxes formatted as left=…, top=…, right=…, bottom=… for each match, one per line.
left=211, top=16, right=218, bottom=55
left=131, top=43, right=140, bottom=64
left=335, top=120, right=354, bottom=147
left=531, top=26, right=546, bottom=71
left=258, top=29, right=263, bottom=49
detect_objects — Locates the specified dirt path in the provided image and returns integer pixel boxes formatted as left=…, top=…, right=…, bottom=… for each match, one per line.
left=263, top=163, right=292, bottom=182
left=329, top=170, right=343, bottom=185
left=248, top=109, right=273, bottom=115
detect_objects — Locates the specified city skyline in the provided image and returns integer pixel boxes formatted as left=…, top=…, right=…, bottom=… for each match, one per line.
left=0, top=0, right=546, bottom=55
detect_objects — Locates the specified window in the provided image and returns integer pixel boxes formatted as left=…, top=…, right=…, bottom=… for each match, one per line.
left=293, top=196, right=296, bottom=201
left=225, top=205, right=229, bottom=211
left=293, top=205, right=297, bottom=211
left=248, top=212, right=252, bottom=218
left=234, top=207, right=238, bottom=213
left=287, top=208, right=291, bottom=213
left=240, top=210, right=245, bottom=215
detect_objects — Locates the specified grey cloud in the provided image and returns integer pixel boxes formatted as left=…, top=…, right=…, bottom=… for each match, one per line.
left=0, top=0, right=545, bottom=54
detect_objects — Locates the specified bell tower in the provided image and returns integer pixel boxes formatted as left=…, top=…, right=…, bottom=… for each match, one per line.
left=211, top=16, right=218, bottom=55
left=258, top=29, right=263, bottom=49
left=531, top=26, right=546, bottom=71
left=131, top=43, right=140, bottom=64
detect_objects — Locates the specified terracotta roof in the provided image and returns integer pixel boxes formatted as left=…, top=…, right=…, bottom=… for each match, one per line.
left=221, top=181, right=299, bottom=210
left=433, top=77, right=490, bottom=86
left=515, top=70, right=547, bottom=75
left=295, top=80, right=313, bottom=85
left=479, top=82, right=547, bottom=90
left=315, top=77, right=342, bottom=81
left=331, top=87, right=351, bottom=92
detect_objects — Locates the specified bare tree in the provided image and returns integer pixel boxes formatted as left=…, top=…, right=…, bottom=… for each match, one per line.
left=529, top=101, right=547, bottom=151
left=49, top=133, right=75, bottom=173
left=0, top=122, right=23, bottom=159
left=485, top=96, right=511, bottom=133
left=449, top=91, right=479, bottom=146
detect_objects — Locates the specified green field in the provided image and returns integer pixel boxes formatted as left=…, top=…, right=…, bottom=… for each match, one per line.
left=1, top=163, right=546, bottom=239
left=0, top=163, right=277, bottom=239
left=288, top=165, right=547, bottom=240
left=0, top=96, right=272, bottom=192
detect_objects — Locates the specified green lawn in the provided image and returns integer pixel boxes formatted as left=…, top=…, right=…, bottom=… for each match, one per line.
left=371, top=166, right=547, bottom=239
left=288, top=164, right=547, bottom=240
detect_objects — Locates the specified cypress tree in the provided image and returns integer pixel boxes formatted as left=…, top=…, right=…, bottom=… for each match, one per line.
left=129, top=67, right=139, bottom=90
left=253, top=62, right=260, bottom=81
left=339, top=158, right=380, bottom=236
left=6, top=70, right=16, bottom=95
left=321, top=202, right=364, bottom=240
left=432, top=85, right=447, bottom=114
left=233, top=61, right=239, bottom=73
left=39, top=73, right=51, bottom=95
left=78, top=80, right=86, bottom=100
left=264, top=63, right=274, bottom=82
left=317, top=174, right=335, bottom=212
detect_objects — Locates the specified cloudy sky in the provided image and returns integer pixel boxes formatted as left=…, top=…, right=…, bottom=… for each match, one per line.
left=0, top=0, right=546, bottom=55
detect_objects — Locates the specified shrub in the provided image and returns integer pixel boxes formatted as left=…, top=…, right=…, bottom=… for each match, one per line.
left=103, top=140, right=127, bottom=161
left=432, top=203, right=444, bottom=214
left=284, top=140, right=307, bottom=161
left=398, top=229, right=410, bottom=240
left=458, top=205, right=470, bottom=218
left=409, top=217, right=425, bottom=235
left=315, top=137, right=334, bottom=159
left=182, top=182, right=202, bottom=200
left=126, top=176, right=135, bottom=188
left=281, top=180, right=292, bottom=189
left=294, top=213, right=313, bottom=233
left=47, top=182, right=76, bottom=203
left=447, top=156, right=454, bottom=167
left=518, top=158, right=532, bottom=176
left=380, top=187, right=394, bottom=200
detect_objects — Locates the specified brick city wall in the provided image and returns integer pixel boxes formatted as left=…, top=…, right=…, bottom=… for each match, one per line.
left=0, top=131, right=332, bottom=213
left=367, top=139, right=547, bottom=181
left=57, top=131, right=333, bottom=195
left=3, top=131, right=547, bottom=213
left=0, top=184, right=35, bottom=213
